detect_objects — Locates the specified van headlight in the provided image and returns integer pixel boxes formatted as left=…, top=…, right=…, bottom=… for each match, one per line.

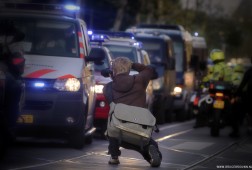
left=152, top=77, right=164, bottom=90
left=173, top=86, right=182, bottom=96
left=54, top=78, right=80, bottom=92
left=95, top=84, right=104, bottom=94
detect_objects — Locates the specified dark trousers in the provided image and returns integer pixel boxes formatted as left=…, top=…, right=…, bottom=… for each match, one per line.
left=108, top=136, right=160, bottom=162
left=4, top=72, right=22, bottom=137
left=230, top=100, right=242, bottom=134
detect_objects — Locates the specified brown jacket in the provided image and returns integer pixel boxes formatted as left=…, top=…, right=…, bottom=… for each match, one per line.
left=103, top=63, right=156, bottom=108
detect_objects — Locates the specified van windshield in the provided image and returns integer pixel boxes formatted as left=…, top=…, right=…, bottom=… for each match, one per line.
left=136, top=38, right=165, bottom=64
left=173, top=41, right=184, bottom=72
left=104, top=44, right=138, bottom=62
left=0, top=17, right=78, bottom=58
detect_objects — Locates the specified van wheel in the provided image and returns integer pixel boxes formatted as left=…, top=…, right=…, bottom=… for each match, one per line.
left=85, top=134, right=93, bottom=145
left=69, top=130, right=85, bottom=149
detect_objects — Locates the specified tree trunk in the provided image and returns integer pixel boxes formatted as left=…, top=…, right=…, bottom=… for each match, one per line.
left=112, top=0, right=128, bottom=31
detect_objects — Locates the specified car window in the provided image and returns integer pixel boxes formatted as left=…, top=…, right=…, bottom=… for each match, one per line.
left=0, top=17, right=79, bottom=58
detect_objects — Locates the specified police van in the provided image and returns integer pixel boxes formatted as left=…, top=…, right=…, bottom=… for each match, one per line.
left=127, top=26, right=196, bottom=122
left=125, top=30, right=176, bottom=124
left=0, top=3, right=105, bottom=148
left=89, top=32, right=155, bottom=134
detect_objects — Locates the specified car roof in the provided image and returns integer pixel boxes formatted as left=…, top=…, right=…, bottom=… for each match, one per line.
left=103, top=38, right=141, bottom=49
left=134, top=33, right=172, bottom=41
left=0, top=3, right=78, bottom=21
left=0, top=11, right=77, bottom=22
left=92, top=30, right=135, bottom=39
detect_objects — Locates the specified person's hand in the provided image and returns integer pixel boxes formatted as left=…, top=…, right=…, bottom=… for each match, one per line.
left=130, top=61, right=133, bottom=69
left=101, top=68, right=112, bottom=77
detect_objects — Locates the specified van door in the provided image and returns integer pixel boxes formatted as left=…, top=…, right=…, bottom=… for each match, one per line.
left=79, top=22, right=95, bottom=130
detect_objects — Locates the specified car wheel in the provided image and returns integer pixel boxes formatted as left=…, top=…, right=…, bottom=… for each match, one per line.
left=85, top=134, right=93, bottom=145
left=69, top=130, right=85, bottom=149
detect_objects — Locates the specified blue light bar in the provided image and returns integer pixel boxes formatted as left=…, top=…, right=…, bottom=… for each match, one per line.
left=64, top=4, right=80, bottom=11
left=89, top=34, right=110, bottom=42
left=92, top=30, right=135, bottom=39
left=133, top=42, right=143, bottom=48
left=34, top=82, right=45, bottom=88
left=88, top=30, right=93, bottom=35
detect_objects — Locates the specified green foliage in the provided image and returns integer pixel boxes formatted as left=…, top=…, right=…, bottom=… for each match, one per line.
left=83, top=0, right=252, bottom=58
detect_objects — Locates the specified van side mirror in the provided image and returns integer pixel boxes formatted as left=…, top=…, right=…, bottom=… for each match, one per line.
left=86, top=47, right=106, bottom=64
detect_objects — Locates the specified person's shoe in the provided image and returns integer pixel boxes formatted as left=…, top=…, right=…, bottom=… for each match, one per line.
left=154, top=126, right=160, bottom=133
left=108, top=156, right=120, bottom=165
left=148, top=145, right=161, bottom=167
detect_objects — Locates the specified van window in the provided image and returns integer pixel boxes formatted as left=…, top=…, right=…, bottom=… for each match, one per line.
left=0, top=17, right=78, bottom=58
left=80, top=24, right=90, bottom=56
left=104, top=45, right=138, bottom=62
left=136, top=39, right=165, bottom=64
left=173, top=41, right=183, bottom=72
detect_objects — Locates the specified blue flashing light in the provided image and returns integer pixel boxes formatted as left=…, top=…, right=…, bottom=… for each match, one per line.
left=34, top=82, right=45, bottom=88
left=64, top=4, right=80, bottom=11
left=88, top=30, right=93, bottom=35
left=92, top=30, right=135, bottom=39
left=90, top=34, right=109, bottom=42
left=133, top=42, right=143, bottom=48
left=194, top=32, right=199, bottom=37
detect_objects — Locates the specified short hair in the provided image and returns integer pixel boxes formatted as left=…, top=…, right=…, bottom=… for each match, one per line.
left=112, top=57, right=132, bottom=75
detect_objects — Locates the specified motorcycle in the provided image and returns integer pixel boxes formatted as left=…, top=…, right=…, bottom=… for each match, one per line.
left=190, top=79, right=214, bottom=128
left=203, top=81, right=233, bottom=137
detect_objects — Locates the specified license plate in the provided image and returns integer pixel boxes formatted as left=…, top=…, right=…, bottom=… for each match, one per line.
left=213, top=100, right=224, bottom=109
left=17, top=115, right=34, bottom=124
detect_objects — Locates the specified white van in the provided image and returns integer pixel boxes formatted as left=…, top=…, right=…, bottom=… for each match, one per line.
left=0, top=3, right=105, bottom=148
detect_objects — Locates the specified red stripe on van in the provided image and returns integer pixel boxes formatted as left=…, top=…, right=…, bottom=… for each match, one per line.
left=79, top=42, right=84, bottom=48
left=78, top=31, right=85, bottom=58
left=58, top=74, right=76, bottom=79
left=25, top=69, right=56, bottom=78
left=80, top=54, right=84, bottom=58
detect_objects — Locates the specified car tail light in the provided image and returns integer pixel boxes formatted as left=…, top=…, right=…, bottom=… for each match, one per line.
left=215, top=92, right=224, bottom=97
left=193, top=96, right=199, bottom=106
left=12, top=57, right=25, bottom=65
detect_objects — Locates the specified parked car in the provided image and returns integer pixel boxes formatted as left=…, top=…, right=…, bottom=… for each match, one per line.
left=0, top=3, right=105, bottom=149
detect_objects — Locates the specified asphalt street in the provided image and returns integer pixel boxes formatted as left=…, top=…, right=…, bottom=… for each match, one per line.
left=0, top=120, right=252, bottom=170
